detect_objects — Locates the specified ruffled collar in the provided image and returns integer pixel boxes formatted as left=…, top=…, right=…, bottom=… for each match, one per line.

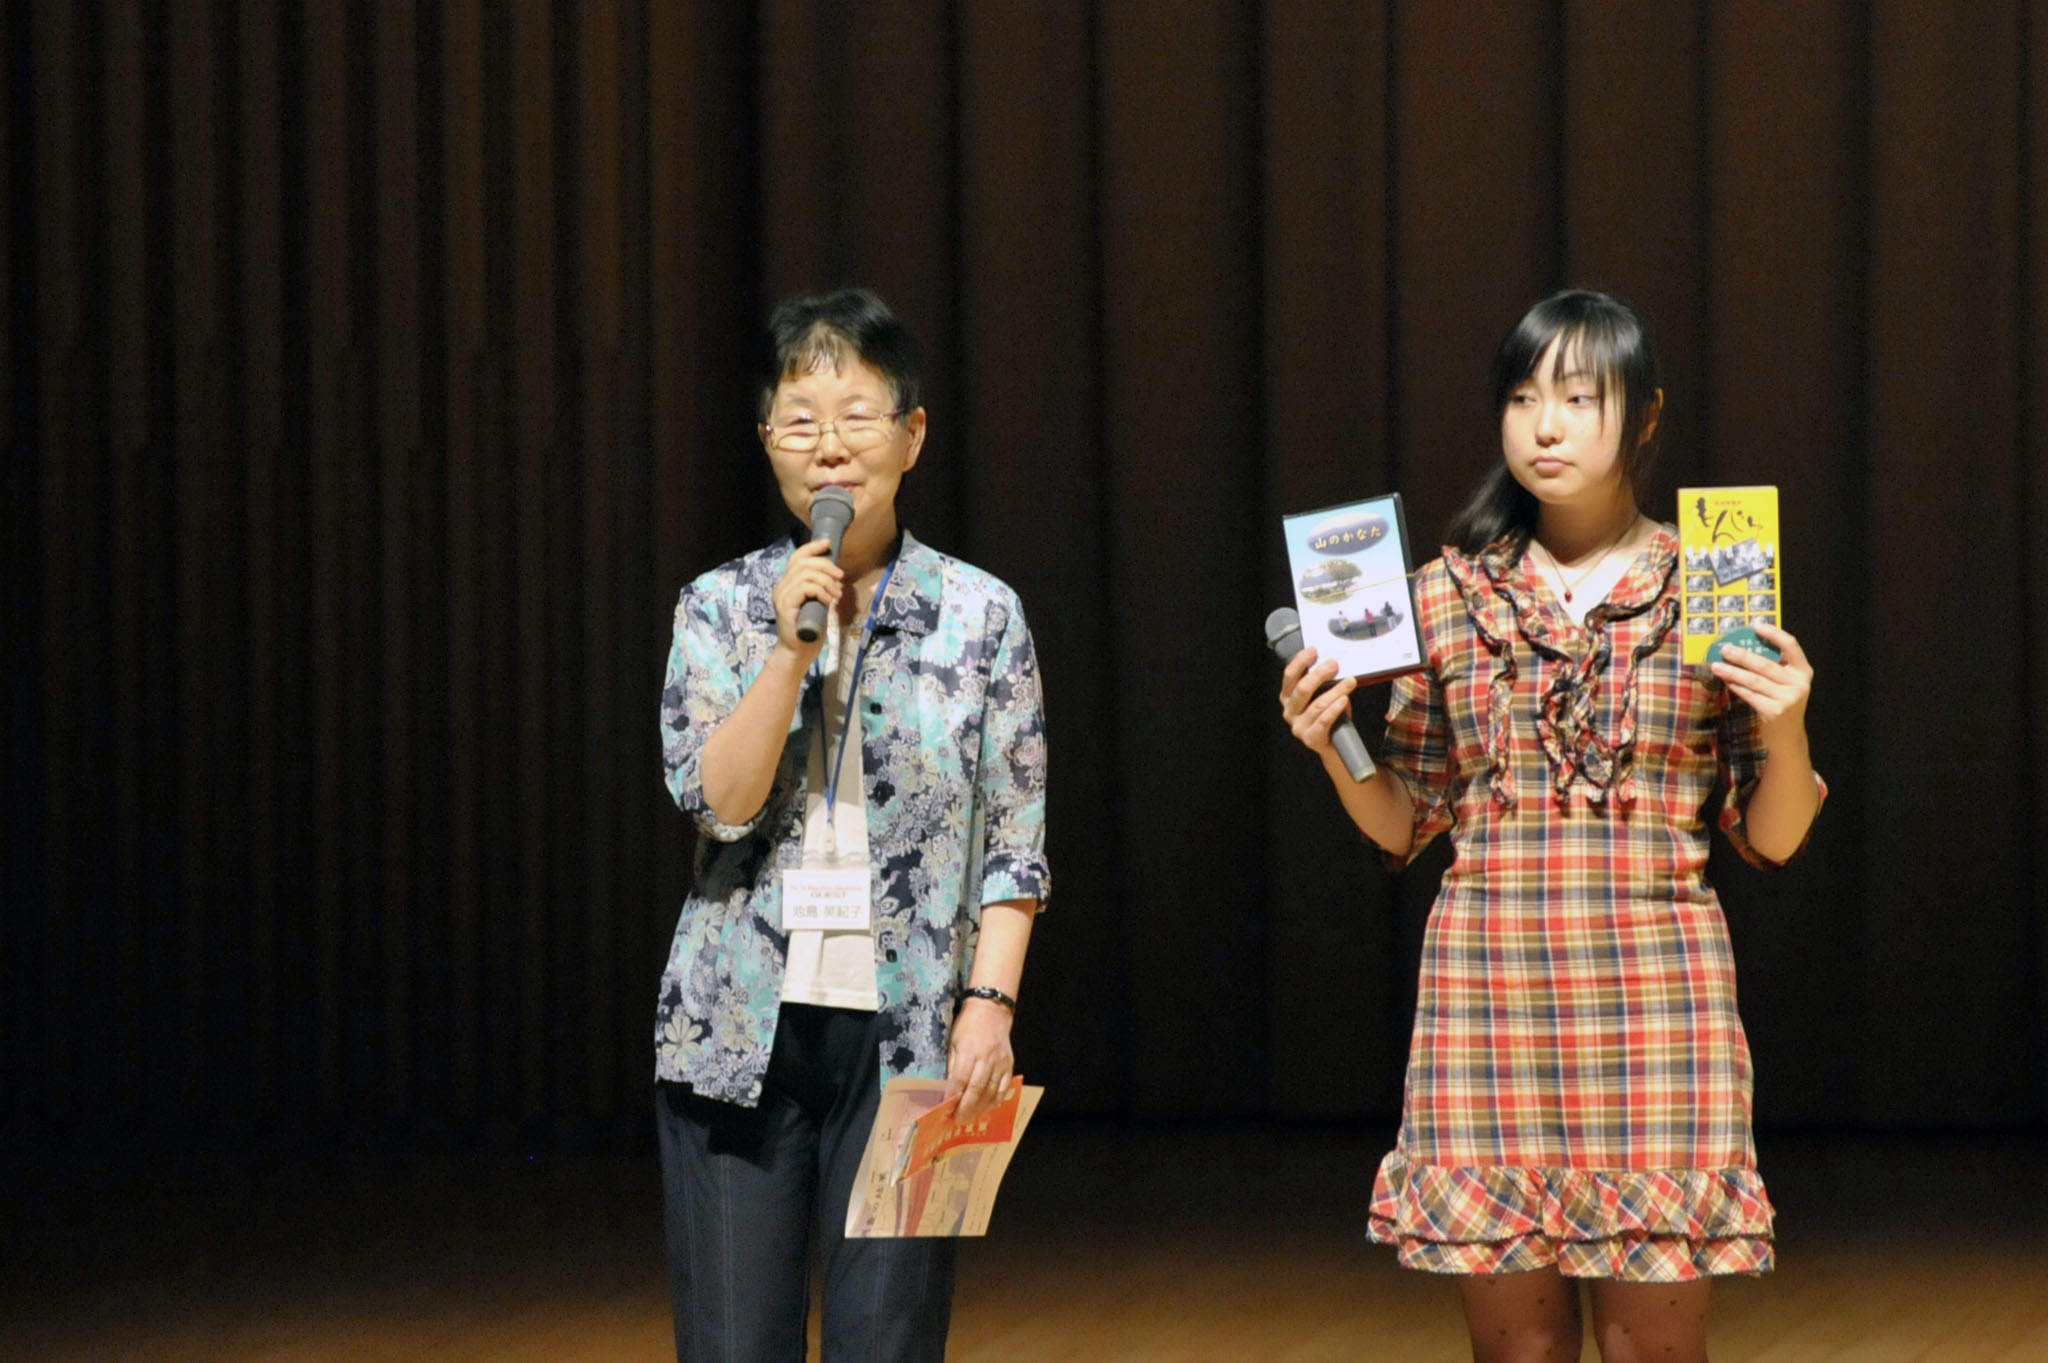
left=1443, top=526, right=1680, bottom=808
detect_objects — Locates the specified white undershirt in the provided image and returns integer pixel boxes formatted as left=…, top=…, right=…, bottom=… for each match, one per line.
left=781, top=612, right=880, bottom=1011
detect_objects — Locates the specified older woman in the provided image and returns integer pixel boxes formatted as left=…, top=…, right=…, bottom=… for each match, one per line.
left=655, top=288, right=1048, bottom=1362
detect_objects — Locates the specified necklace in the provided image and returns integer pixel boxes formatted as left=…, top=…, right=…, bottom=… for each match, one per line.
left=1532, top=517, right=1639, bottom=603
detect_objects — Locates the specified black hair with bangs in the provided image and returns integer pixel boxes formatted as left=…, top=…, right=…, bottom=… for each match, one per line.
left=755, top=287, right=924, bottom=422
left=1445, top=288, right=1663, bottom=556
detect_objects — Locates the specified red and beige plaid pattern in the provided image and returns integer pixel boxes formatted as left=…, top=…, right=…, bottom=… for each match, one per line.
left=1366, top=528, right=1823, bottom=1282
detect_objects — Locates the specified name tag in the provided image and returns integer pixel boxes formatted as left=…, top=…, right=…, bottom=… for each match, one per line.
left=781, top=866, right=872, bottom=931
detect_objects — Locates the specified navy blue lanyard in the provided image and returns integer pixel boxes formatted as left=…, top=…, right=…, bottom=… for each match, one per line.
left=816, top=560, right=897, bottom=843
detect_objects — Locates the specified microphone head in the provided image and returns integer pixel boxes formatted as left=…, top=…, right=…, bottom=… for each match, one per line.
left=808, top=486, right=856, bottom=556
left=1263, top=606, right=1305, bottom=661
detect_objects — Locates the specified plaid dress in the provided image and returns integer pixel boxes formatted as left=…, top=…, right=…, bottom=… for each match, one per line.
left=1367, top=526, right=1822, bottom=1281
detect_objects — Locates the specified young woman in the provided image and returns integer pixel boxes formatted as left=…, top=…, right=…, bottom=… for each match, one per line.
left=1278, top=290, right=1821, bottom=1363
left=656, top=288, right=1048, bottom=1362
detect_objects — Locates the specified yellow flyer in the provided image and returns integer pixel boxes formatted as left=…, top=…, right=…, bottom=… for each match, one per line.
left=1677, top=486, right=1780, bottom=665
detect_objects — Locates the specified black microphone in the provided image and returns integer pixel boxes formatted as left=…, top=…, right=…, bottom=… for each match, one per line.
left=1265, top=606, right=1376, bottom=783
left=795, top=487, right=856, bottom=644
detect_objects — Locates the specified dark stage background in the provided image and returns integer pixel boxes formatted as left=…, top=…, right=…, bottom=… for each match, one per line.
left=3, top=1, right=2045, bottom=1151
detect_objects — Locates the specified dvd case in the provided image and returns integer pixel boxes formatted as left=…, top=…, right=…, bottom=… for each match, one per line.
left=1279, top=493, right=1426, bottom=684
left=1677, top=485, right=1780, bottom=665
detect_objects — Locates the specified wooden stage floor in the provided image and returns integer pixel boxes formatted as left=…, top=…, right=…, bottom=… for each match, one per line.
left=5, top=1123, right=2046, bottom=1361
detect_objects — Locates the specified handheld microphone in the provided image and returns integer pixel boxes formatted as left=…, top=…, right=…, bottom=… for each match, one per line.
left=1264, top=606, right=1376, bottom=782
left=795, top=487, right=855, bottom=644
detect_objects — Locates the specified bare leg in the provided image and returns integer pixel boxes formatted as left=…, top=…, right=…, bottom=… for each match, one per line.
left=1586, top=1278, right=1711, bottom=1363
left=1457, top=1266, right=1584, bottom=1363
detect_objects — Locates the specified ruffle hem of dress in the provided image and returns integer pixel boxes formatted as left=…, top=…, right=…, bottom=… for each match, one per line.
left=1368, top=1149, right=1776, bottom=1281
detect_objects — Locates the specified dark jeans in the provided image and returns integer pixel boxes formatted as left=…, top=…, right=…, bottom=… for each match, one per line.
left=656, top=1003, right=957, bottom=1363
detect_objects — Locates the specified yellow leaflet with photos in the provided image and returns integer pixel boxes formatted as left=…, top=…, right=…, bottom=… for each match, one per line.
left=1677, top=485, right=1781, bottom=666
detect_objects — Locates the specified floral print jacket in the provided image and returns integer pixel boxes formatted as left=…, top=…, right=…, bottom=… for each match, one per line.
left=656, top=531, right=1050, bottom=1105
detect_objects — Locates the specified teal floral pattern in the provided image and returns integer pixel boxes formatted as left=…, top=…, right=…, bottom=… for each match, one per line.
left=656, top=531, right=1050, bottom=1105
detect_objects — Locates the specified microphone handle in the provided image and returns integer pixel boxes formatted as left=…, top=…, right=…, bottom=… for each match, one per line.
left=1328, top=717, right=1377, bottom=783
left=795, top=596, right=828, bottom=644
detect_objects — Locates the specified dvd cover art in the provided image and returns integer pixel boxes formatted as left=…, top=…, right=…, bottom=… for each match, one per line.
left=1678, top=485, right=1780, bottom=665
left=1280, top=493, right=1425, bottom=684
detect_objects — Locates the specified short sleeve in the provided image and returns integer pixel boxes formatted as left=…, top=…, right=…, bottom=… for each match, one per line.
left=1368, top=558, right=1468, bottom=869
left=974, top=596, right=1050, bottom=908
left=661, top=579, right=772, bottom=842
left=1378, top=665, right=1457, bottom=869
left=1714, top=692, right=1827, bottom=867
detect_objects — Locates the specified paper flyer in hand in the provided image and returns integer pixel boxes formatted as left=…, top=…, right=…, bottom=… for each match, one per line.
left=1677, top=486, right=1780, bottom=664
left=1280, top=493, right=1426, bottom=683
left=844, top=1077, right=1043, bottom=1238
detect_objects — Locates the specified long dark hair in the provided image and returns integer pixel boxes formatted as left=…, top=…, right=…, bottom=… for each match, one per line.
left=1445, top=288, right=1662, bottom=556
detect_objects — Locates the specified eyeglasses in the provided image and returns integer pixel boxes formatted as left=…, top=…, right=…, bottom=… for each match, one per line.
left=761, top=409, right=904, bottom=454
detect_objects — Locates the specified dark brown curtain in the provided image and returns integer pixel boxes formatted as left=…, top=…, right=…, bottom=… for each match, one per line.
left=5, top=1, right=2044, bottom=1145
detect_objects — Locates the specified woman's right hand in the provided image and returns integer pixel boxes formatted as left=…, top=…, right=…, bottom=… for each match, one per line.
left=771, top=537, right=845, bottom=659
left=698, top=539, right=841, bottom=825
left=1278, top=646, right=1359, bottom=758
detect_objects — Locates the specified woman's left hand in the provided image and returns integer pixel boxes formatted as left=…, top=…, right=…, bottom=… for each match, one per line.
left=1710, top=621, right=1813, bottom=746
left=945, top=997, right=1015, bottom=1122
